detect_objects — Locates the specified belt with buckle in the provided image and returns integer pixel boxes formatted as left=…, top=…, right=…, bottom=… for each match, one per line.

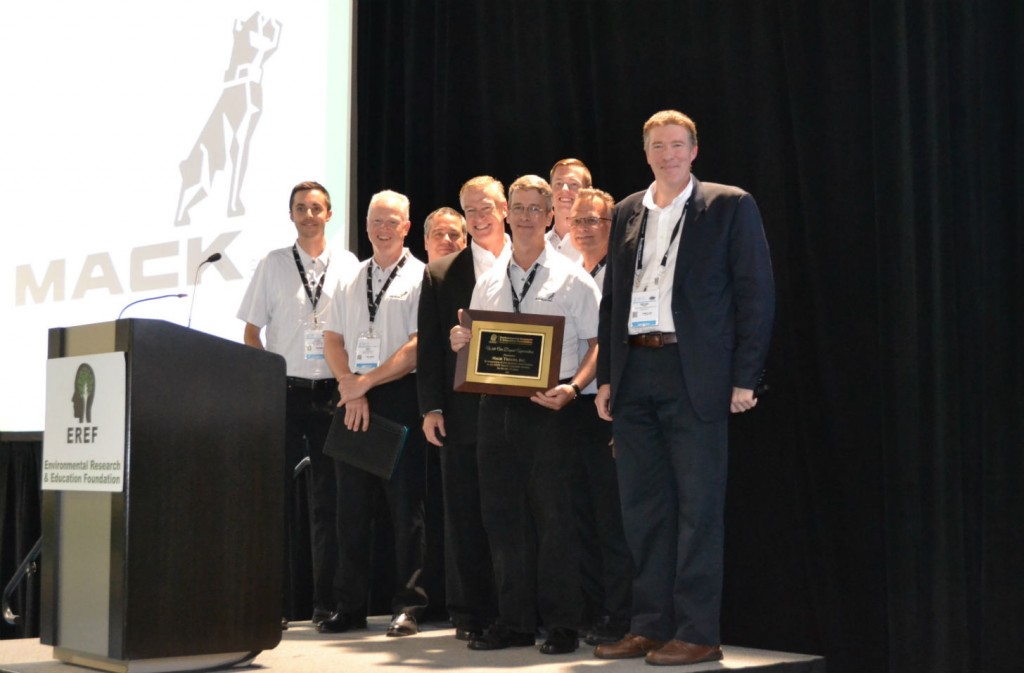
left=627, top=332, right=678, bottom=348
left=286, top=377, right=335, bottom=391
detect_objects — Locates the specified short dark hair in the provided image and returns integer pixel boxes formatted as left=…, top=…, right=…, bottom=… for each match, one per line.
left=289, top=181, right=331, bottom=212
left=424, top=207, right=467, bottom=239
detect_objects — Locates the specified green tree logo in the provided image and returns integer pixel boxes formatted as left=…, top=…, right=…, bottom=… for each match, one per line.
left=72, top=364, right=96, bottom=423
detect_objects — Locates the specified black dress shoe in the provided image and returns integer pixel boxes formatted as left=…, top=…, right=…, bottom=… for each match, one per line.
left=540, top=627, right=579, bottom=655
left=583, top=615, right=629, bottom=645
left=281, top=617, right=289, bottom=631
left=316, top=612, right=368, bottom=633
left=455, top=627, right=483, bottom=641
left=311, top=608, right=333, bottom=625
left=468, top=625, right=535, bottom=650
left=386, top=612, right=418, bottom=637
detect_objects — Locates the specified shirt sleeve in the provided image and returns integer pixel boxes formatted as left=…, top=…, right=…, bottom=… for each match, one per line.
left=236, top=256, right=270, bottom=327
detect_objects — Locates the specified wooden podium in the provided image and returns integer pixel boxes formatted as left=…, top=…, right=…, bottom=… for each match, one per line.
left=39, top=319, right=285, bottom=672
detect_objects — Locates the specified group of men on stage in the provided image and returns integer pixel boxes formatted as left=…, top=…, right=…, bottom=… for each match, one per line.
left=237, top=110, right=775, bottom=666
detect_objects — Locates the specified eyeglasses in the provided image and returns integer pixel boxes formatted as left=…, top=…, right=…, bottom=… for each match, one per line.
left=510, top=204, right=547, bottom=217
left=571, top=216, right=611, bottom=228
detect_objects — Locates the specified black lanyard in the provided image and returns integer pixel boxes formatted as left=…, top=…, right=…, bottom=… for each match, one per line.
left=365, top=252, right=408, bottom=326
left=634, top=204, right=686, bottom=285
left=292, top=244, right=329, bottom=318
left=589, top=257, right=607, bottom=279
left=507, top=262, right=540, bottom=313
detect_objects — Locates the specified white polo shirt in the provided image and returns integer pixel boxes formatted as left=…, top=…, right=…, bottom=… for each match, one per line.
left=237, top=242, right=359, bottom=378
left=323, top=248, right=425, bottom=374
left=471, top=244, right=600, bottom=381
left=545, top=228, right=582, bottom=262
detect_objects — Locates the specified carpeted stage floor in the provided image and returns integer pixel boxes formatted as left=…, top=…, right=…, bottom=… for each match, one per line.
left=0, top=616, right=825, bottom=673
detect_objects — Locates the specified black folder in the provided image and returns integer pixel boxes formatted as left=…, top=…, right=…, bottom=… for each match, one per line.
left=323, top=411, right=409, bottom=479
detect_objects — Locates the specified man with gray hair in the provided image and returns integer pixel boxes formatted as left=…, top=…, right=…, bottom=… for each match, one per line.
left=320, top=189, right=429, bottom=638
left=450, top=175, right=600, bottom=656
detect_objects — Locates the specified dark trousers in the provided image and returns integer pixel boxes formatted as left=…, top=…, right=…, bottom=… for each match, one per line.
left=477, top=394, right=582, bottom=633
left=612, top=346, right=728, bottom=645
left=334, top=374, right=428, bottom=618
left=439, top=439, right=496, bottom=631
left=568, top=396, right=634, bottom=626
left=284, top=381, right=337, bottom=615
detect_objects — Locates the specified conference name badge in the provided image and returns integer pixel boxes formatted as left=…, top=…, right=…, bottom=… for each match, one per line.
left=630, top=290, right=660, bottom=329
left=304, top=328, right=325, bottom=360
left=354, top=332, right=382, bottom=371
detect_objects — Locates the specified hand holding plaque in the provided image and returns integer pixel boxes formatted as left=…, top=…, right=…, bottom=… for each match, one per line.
left=454, top=310, right=564, bottom=397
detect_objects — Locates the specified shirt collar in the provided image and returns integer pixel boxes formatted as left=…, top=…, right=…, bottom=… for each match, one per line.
left=471, top=235, right=511, bottom=264
left=509, top=243, right=552, bottom=273
left=642, top=176, right=694, bottom=211
left=294, top=240, right=330, bottom=268
left=371, top=248, right=408, bottom=275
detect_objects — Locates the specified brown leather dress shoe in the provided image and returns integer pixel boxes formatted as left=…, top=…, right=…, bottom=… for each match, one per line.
left=593, top=633, right=665, bottom=659
left=645, top=639, right=723, bottom=666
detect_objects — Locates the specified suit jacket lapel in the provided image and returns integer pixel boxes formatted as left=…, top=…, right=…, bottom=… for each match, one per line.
left=674, top=176, right=705, bottom=292
left=621, top=199, right=647, bottom=278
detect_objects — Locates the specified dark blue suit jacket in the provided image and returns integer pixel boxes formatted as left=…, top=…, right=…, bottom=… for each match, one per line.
left=597, top=176, right=775, bottom=422
left=416, top=247, right=481, bottom=445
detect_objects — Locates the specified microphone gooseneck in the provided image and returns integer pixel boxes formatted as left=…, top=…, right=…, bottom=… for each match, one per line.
left=117, top=294, right=188, bottom=320
left=186, top=253, right=223, bottom=328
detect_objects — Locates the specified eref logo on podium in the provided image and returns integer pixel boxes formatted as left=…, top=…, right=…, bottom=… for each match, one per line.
left=43, top=353, right=127, bottom=492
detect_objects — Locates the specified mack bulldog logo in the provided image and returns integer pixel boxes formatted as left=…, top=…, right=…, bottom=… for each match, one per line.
left=175, top=12, right=281, bottom=226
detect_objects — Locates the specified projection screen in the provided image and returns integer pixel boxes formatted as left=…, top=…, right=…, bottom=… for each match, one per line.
left=0, top=0, right=355, bottom=431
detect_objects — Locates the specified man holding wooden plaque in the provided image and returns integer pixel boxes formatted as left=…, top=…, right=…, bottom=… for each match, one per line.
left=450, top=175, right=601, bottom=656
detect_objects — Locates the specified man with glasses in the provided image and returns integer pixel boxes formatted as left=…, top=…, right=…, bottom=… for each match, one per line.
left=417, top=177, right=511, bottom=641
left=320, top=190, right=429, bottom=638
left=566, top=188, right=634, bottom=647
left=450, top=175, right=600, bottom=656
left=546, top=158, right=592, bottom=262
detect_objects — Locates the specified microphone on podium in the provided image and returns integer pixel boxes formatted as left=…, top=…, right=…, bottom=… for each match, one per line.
left=186, top=252, right=223, bottom=328
left=117, top=294, right=188, bottom=320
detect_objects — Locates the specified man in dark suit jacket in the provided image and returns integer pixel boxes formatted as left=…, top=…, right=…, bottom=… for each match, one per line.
left=594, top=110, right=775, bottom=666
left=416, top=176, right=510, bottom=641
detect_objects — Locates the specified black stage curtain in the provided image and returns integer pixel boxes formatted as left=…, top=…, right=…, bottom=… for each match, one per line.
left=354, top=2, right=1023, bottom=673
left=0, top=435, right=42, bottom=639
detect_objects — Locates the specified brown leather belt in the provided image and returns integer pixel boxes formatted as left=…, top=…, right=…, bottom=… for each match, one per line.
left=627, top=332, right=678, bottom=348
